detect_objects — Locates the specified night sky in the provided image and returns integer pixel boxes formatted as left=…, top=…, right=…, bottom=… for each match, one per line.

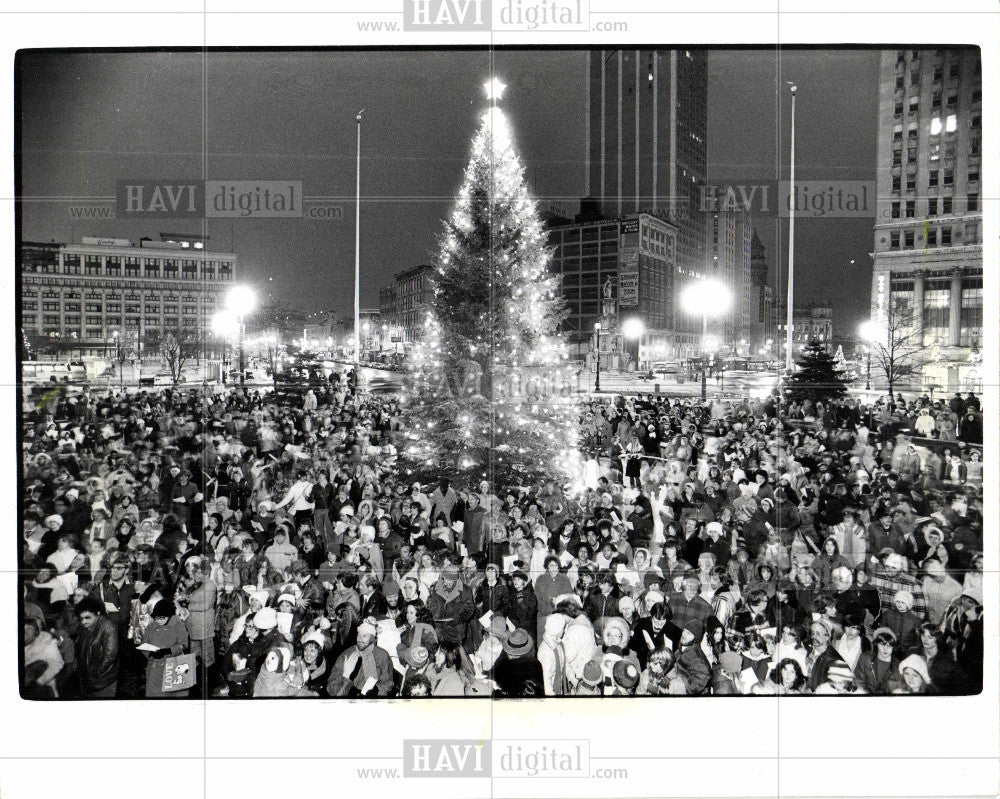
left=18, top=47, right=879, bottom=337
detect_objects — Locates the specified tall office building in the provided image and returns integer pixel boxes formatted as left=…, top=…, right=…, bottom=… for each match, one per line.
left=870, top=48, right=983, bottom=393
left=586, top=49, right=709, bottom=279
left=708, top=208, right=753, bottom=351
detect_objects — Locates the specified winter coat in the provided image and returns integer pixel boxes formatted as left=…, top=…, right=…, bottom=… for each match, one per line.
left=75, top=616, right=119, bottom=694
left=184, top=580, right=217, bottom=641
left=426, top=582, right=476, bottom=646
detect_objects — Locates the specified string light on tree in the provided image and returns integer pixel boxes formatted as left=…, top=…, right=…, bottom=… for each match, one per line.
left=400, top=76, right=580, bottom=488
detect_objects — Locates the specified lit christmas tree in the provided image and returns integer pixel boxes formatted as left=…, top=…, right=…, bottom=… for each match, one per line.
left=400, top=77, right=581, bottom=489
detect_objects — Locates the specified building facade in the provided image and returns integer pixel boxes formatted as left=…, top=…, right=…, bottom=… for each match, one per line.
left=548, top=212, right=703, bottom=364
left=708, top=208, right=753, bottom=351
left=21, top=234, right=236, bottom=358
left=393, top=264, right=436, bottom=345
left=776, top=303, right=835, bottom=346
left=586, top=49, right=709, bottom=279
left=870, top=48, right=983, bottom=393
left=749, top=230, right=777, bottom=355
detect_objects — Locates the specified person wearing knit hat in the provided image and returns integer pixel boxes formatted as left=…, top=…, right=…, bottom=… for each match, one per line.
left=896, top=654, right=933, bottom=694
left=575, top=659, right=604, bottom=696
left=893, top=590, right=915, bottom=612
left=813, top=659, right=863, bottom=694
left=711, top=650, right=746, bottom=695
left=611, top=659, right=640, bottom=695
left=330, top=616, right=394, bottom=697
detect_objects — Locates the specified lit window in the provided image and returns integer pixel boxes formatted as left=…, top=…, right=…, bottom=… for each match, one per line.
left=945, top=114, right=957, bottom=132
left=930, top=117, right=942, bottom=135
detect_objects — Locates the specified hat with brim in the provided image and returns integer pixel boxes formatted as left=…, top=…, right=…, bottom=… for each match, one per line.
left=502, top=628, right=534, bottom=657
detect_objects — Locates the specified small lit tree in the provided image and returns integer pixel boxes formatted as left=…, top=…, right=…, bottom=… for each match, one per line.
left=785, top=338, right=850, bottom=403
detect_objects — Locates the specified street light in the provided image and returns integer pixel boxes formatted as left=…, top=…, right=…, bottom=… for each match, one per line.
left=681, top=278, right=732, bottom=400
left=622, top=317, right=645, bottom=373
left=859, top=319, right=882, bottom=392
left=594, top=322, right=602, bottom=393
left=225, top=286, right=257, bottom=385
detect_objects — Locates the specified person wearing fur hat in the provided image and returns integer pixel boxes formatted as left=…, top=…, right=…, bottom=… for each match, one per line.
left=264, top=525, right=299, bottom=574
left=330, top=620, right=394, bottom=697
left=493, top=628, right=544, bottom=697
left=869, top=552, right=928, bottom=619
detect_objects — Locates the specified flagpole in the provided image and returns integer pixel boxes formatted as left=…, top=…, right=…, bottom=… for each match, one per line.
left=354, top=109, right=364, bottom=366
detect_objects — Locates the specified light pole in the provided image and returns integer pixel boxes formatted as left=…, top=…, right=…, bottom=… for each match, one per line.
left=681, top=278, right=731, bottom=402
left=354, top=109, right=364, bottom=366
left=594, top=322, right=602, bottom=393
left=784, top=82, right=797, bottom=375
left=859, top=319, right=881, bottom=394
left=226, top=286, right=257, bottom=386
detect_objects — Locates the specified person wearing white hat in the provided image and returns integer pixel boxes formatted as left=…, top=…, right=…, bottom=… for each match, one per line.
left=895, top=654, right=933, bottom=694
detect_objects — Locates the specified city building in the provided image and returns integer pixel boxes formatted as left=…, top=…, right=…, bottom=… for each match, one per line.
left=749, top=230, right=777, bottom=356
left=707, top=208, right=753, bottom=352
left=393, top=264, right=436, bottom=345
left=586, top=49, right=709, bottom=279
left=20, top=233, right=236, bottom=358
left=548, top=212, right=703, bottom=367
left=777, top=303, right=835, bottom=346
left=870, top=47, right=983, bottom=393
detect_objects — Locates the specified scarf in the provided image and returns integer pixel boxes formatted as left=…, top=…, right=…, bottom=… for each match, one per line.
left=434, top=579, right=463, bottom=605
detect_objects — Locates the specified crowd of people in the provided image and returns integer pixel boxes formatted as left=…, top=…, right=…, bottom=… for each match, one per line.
left=20, top=369, right=985, bottom=699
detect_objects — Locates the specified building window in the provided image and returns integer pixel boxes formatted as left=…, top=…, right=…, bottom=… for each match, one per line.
left=891, top=201, right=901, bottom=219
left=892, top=149, right=902, bottom=166
left=903, top=231, right=915, bottom=249
left=943, top=168, right=953, bottom=185
left=949, top=61, right=960, bottom=78
left=890, top=232, right=900, bottom=249
left=967, top=193, right=979, bottom=212
left=931, top=92, right=942, bottom=109
left=905, top=200, right=915, bottom=218
left=894, top=102, right=904, bottom=115
left=960, top=278, right=983, bottom=346
left=922, top=282, right=951, bottom=346
left=106, top=258, right=121, bottom=275
left=929, top=170, right=939, bottom=187
left=926, top=229, right=937, bottom=247
left=86, top=315, right=103, bottom=326
left=928, top=198, right=938, bottom=215
left=906, top=175, right=917, bottom=191
left=940, top=227, right=952, bottom=245
left=906, top=146, right=917, bottom=163
left=945, top=113, right=957, bottom=132
left=930, top=116, right=942, bottom=135
left=968, top=170, right=980, bottom=183
left=941, top=196, right=952, bottom=214
left=891, top=176, right=901, bottom=192
left=85, top=302, right=102, bottom=312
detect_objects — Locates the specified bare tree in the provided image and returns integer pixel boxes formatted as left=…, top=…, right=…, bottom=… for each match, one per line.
left=112, top=328, right=138, bottom=391
left=866, top=302, right=924, bottom=398
left=161, top=325, right=201, bottom=384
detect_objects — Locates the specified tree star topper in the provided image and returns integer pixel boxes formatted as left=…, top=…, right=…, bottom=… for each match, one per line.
left=484, top=76, right=507, bottom=103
